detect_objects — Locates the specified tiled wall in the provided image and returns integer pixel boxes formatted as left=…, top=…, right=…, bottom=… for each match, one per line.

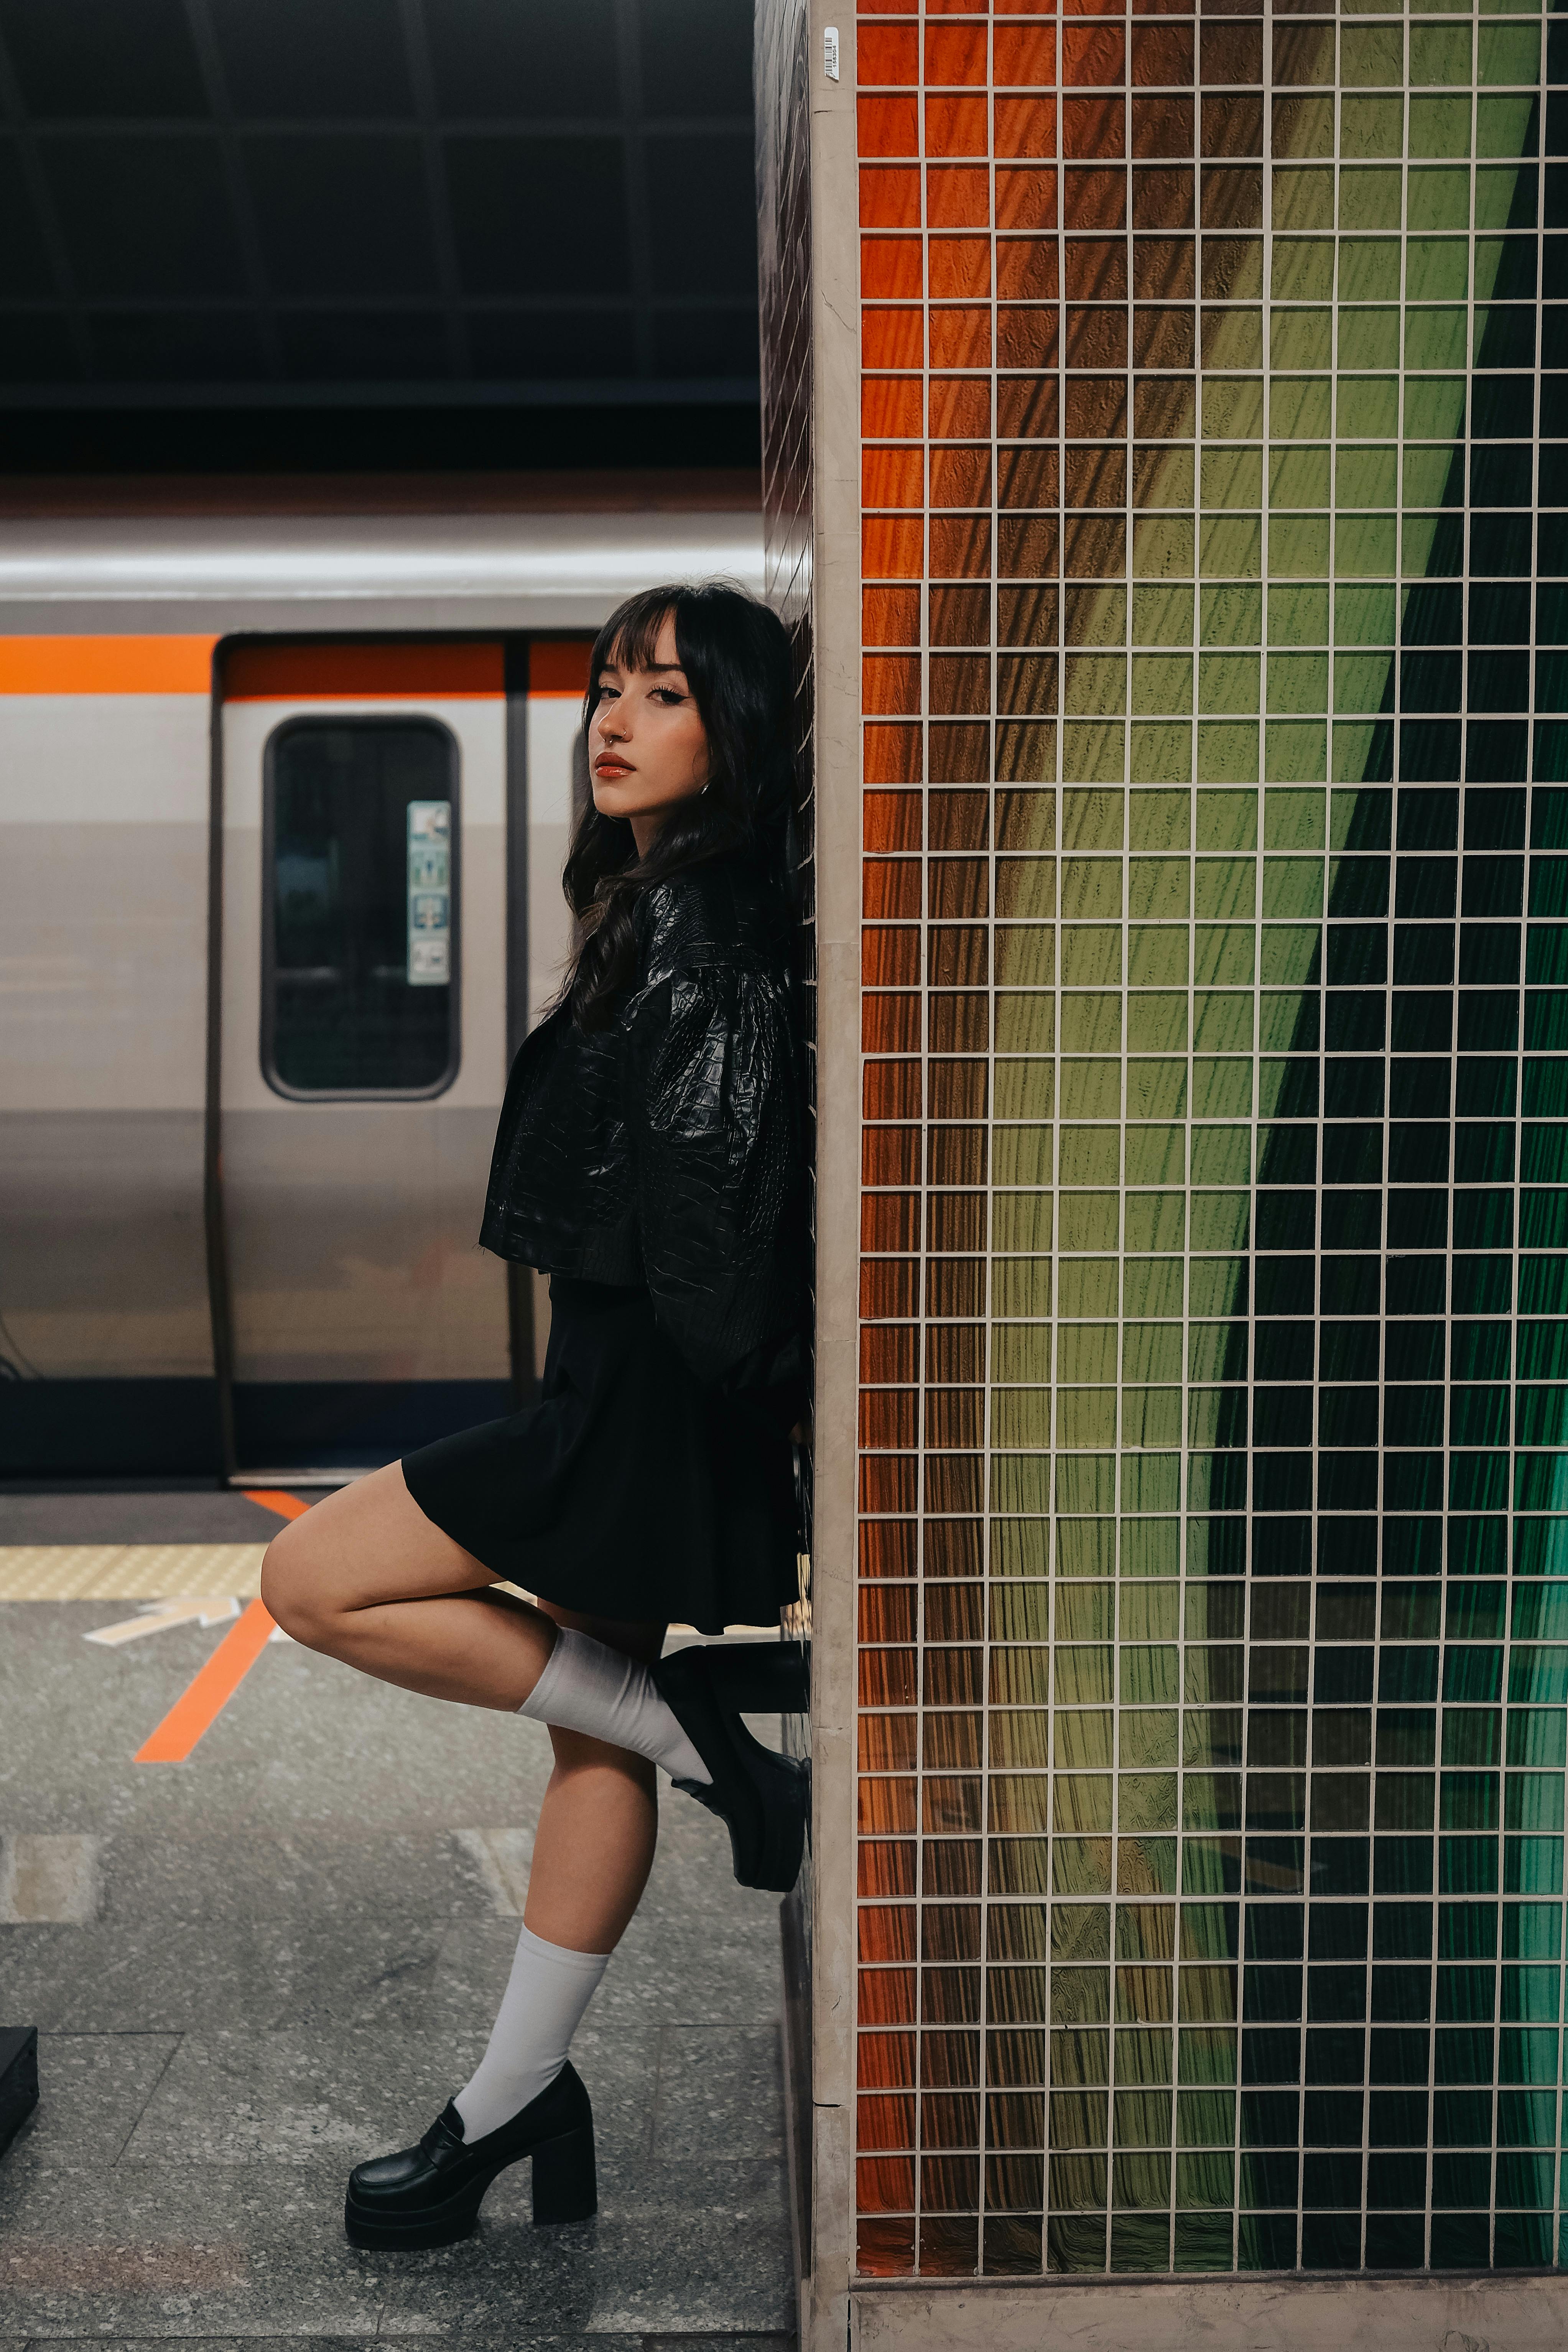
left=851, top=0, right=1561, bottom=2281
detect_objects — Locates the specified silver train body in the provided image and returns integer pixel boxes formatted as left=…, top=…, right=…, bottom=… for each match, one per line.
left=0, top=484, right=764, bottom=1479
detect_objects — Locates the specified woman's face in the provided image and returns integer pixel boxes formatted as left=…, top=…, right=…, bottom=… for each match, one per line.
left=588, top=611, right=710, bottom=851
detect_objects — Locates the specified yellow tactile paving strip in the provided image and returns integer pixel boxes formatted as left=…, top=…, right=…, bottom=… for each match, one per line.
left=0, top=1543, right=787, bottom=1644
left=0, top=1544, right=268, bottom=1601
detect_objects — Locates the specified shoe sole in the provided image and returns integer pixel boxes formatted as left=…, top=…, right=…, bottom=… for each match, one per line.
left=344, top=2124, right=597, bottom=2248
left=667, top=1658, right=810, bottom=1892
left=345, top=2192, right=484, bottom=2250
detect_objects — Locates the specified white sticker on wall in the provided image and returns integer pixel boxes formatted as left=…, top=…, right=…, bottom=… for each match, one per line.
left=824, top=25, right=839, bottom=79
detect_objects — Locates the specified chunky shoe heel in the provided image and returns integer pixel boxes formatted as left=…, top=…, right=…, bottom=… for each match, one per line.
left=343, top=2061, right=596, bottom=2249
left=654, top=1645, right=810, bottom=1893
left=531, top=2121, right=597, bottom=2224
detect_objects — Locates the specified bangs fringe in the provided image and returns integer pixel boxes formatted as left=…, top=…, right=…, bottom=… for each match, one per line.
left=592, top=588, right=683, bottom=696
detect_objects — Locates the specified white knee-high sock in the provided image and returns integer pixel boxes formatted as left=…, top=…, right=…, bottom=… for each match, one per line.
left=519, top=1627, right=711, bottom=1785
left=453, top=1921, right=609, bottom=2141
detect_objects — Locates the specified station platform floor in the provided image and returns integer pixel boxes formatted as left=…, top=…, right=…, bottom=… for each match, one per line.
left=0, top=1484, right=797, bottom=2349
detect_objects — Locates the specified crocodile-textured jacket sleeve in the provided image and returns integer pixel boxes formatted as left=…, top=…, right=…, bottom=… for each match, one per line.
left=624, top=956, right=806, bottom=1387
left=477, top=853, right=809, bottom=1386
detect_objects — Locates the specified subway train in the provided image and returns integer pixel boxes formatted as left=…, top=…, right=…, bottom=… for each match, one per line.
left=0, top=473, right=765, bottom=1481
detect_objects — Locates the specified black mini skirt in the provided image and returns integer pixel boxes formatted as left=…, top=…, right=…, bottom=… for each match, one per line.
left=401, top=1275, right=801, bottom=1635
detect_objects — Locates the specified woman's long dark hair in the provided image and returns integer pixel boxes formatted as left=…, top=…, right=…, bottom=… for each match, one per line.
left=558, top=581, right=795, bottom=1030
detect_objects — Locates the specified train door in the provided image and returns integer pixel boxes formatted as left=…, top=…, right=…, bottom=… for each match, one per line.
left=514, top=639, right=593, bottom=1385
left=217, top=640, right=515, bottom=1475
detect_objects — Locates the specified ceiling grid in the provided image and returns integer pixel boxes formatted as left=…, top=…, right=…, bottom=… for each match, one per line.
left=0, top=0, right=758, bottom=410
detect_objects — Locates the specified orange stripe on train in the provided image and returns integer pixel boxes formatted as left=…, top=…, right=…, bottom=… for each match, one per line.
left=0, top=635, right=218, bottom=694
left=0, top=634, right=595, bottom=701
left=224, top=640, right=505, bottom=701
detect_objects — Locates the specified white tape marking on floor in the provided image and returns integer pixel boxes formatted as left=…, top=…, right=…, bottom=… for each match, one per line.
left=454, top=1827, right=533, bottom=1917
left=0, top=1833, right=101, bottom=1924
left=85, top=1595, right=242, bottom=1646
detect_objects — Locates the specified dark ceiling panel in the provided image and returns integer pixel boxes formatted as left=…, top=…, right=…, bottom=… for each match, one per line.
left=207, top=0, right=415, bottom=120
left=425, top=0, right=618, bottom=120
left=0, top=0, right=760, bottom=412
left=42, top=137, right=248, bottom=298
left=243, top=136, right=441, bottom=298
left=87, top=308, right=268, bottom=380
left=0, top=145, right=56, bottom=296
left=637, top=0, right=752, bottom=117
left=445, top=136, right=629, bottom=297
left=645, top=133, right=757, bottom=297
left=468, top=308, right=638, bottom=381
left=0, top=312, right=80, bottom=380
left=0, top=0, right=207, bottom=117
left=277, top=309, right=451, bottom=380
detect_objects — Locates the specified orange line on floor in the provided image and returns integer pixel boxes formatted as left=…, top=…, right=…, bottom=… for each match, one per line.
left=240, top=1489, right=312, bottom=1521
left=134, top=1597, right=277, bottom=1764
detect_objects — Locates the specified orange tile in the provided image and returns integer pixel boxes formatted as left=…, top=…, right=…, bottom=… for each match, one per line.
left=926, top=164, right=990, bottom=226
left=862, top=724, right=923, bottom=784
left=1063, top=163, right=1128, bottom=227
left=924, top=22, right=989, bottom=84
left=1063, top=20, right=1126, bottom=81
left=857, top=94, right=919, bottom=156
left=862, top=378, right=925, bottom=439
left=862, top=447, right=925, bottom=509
left=997, top=94, right=1059, bottom=158
left=862, top=235, right=924, bottom=298
left=860, top=164, right=921, bottom=227
left=999, top=302, right=1061, bottom=368
left=859, top=22, right=919, bottom=83
left=862, top=788, right=923, bottom=851
left=930, top=446, right=993, bottom=508
left=862, top=653, right=922, bottom=714
left=862, top=584, right=922, bottom=644
left=997, top=236, right=1060, bottom=299
left=863, top=307, right=925, bottom=369
left=857, top=2155, right=917, bottom=2211
left=930, top=515, right=994, bottom=579
left=929, top=306, right=992, bottom=369
left=924, top=93, right=989, bottom=156
left=929, top=378, right=992, bottom=439
left=862, top=516, right=925, bottom=579
left=997, top=163, right=1058, bottom=227
left=994, top=22, right=1058, bottom=86
left=928, top=235, right=992, bottom=298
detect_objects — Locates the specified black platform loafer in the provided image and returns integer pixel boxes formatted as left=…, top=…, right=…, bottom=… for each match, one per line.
left=343, top=2060, right=596, bottom=2249
left=653, top=1644, right=810, bottom=1894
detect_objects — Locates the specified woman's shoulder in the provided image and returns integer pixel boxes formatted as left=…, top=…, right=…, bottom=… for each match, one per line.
left=636, top=854, right=790, bottom=989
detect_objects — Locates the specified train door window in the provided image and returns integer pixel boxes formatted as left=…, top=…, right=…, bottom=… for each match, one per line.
left=263, top=718, right=459, bottom=1097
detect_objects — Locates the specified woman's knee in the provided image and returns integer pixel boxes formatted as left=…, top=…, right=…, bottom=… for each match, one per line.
left=259, top=1519, right=335, bottom=1646
left=546, top=1723, right=657, bottom=1794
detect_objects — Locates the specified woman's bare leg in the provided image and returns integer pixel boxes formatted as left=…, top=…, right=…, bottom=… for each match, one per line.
left=260, top=1461, right=558, bottom=1709
left=260, top=1467, right=665, bottom=1952
left=526, top=1607, right=665, bottom=1953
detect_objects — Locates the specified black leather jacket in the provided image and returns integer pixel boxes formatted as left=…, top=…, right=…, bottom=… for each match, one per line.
left=480, top=854, right=809, bottom=1390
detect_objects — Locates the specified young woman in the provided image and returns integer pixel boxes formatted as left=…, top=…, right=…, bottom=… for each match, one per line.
left=260, top=581, right=810, bottom=2251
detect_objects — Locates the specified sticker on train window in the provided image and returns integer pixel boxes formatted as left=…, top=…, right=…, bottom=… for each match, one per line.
left=406, top=800, right=452, bottom=987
